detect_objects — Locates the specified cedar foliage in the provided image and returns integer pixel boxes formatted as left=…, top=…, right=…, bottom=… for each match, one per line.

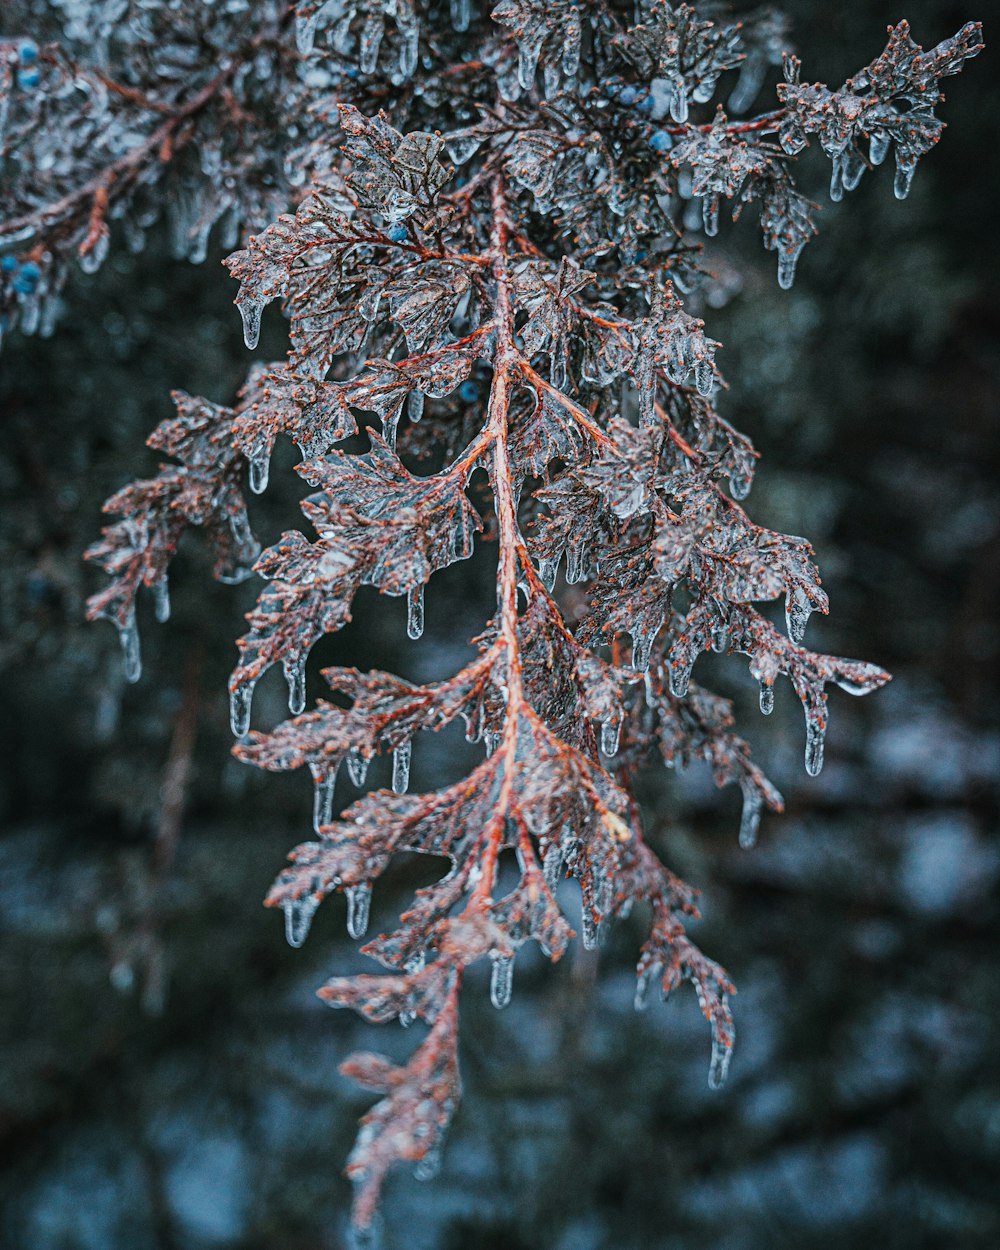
left=1, top=0, right=982, bottom=1234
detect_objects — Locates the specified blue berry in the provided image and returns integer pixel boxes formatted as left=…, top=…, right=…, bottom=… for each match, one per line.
left=619, top=86, right=639, bottom=106
left=602, top=79, right=621, bottom=98
left=649, top=130, right=672, bottom=152
left=1, top=256, right=18, bottom=274
left=20, top=261, right=41, bottom=281
left=387, top=224, right=408, bottom=243
left=19, top=41, right=39, bottom=64
left=17, top=68, right=41, bottom=90
left=13, top=273, right=36, bottom=295
left=459, top=381, right=479, bottom=402
left=636, top=95, right=654, bottom=114
left=634, top=250, right=648, bottom=262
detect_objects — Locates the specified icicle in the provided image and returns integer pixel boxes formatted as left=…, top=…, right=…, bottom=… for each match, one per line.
left=450, top=0, right=471, bottom=33
left=829, top=151, right=845, bottom=202
left=738, top=785, right=763, bottom=850
left=542, top=840, right=564, bottom=890
left=407, top=389, right=425, bottom=423
left=310, top=765, right=337, bottom=832
left=248, top=447, right=270, bottom=494
left=282, top=894, right=319, bottom=948
left=785, top=594, right=812, bottom=645
left=414, top=1145, right=442, bottom=1181
left=869, top=131, right=891, bottom=166
left=711, top=627, right=728, bottom=654
left=346, top=750, right=369, bottom=788
left=565, top=545, right=586, bottom=585
left=283, top=656, right=306, bottom=715
left=229, top=680, right=256, bottom=737
left=694, top=358, right=714, bottom=396
left=776, top=245, right=803, bottom=292
left=668, top=659, right=692, bottom=699
left=804, top=713, right=825, bottom=777
left=893, top=158, right=916, bottom=201
left=153, top=577, right=170, bottom=624
left=119, top=615, right=141, bottom=684
left=392, top=738, right=412, bottom=794
left=489, top=954, right=513, bottom=1009
left=381, top=411, right=400, bottom=451
left=702, top=194, right=720, bottom=238
left=600, top=715, right=622, bottom=757
left=406, top=585, right=425, bottom=640
left=634, top=965, right=656, bottom=1012
left=79, top=231, right=109, bottom=275
left=708, top=1034, right=733, bottom=1090
left=239, top=298, right=263, bottom=350
left=483, top=731, right=500, bottom=755
left=669, top=79, right=689, bottom=123
left=759, top=681, right=775, bottom=716
left=346, top=882, right=372, bottom=939
left=538, top=555, right=559, bottom=592
left=360, top=25, right=383, bottom=75
left=581, top=908, right=600, bottom=951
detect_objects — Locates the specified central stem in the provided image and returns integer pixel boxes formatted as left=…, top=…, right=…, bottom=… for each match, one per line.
left=471, top=176, right=525, bottom=903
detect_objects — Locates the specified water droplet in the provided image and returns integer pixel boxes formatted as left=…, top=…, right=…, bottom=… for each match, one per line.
left=489, top=954, right=513, bottom=1008
left=346, top=882, right=372, bottom=939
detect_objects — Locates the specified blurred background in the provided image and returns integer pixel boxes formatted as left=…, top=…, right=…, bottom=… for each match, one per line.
left=1, top=2, right=997, bottom=1247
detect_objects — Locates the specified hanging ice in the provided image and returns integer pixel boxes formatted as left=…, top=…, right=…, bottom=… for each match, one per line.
left=489, top=954, right=513, bottom=1009
left=785, top=592, right=812, bottom=645
left=407, top=389, right=425, bottom=423
left=282, top=894, right=319, bottom=948
left=283, top=656, right=307, bottom=715
left=581, top=907, right=600, bottom=951
left=310, top=764, right=337, bottom=832
left=450, top=0, right=471, bottom=33
left=634, top=964, right=656, bottom=1012
left=249, top=447, right=270, bottom=494
left=542, top=840, right=564, bottom=890
left=229, top=679, right=256, bottom=737
left=738, top=785, right=763, bottom=849
left=153, top=577, right=170, bottom=624
left=119, top=615, right=141, bottom=684
left=600, top=715, right=622, bottom=757
left=538, top=555, right=559, bottom=592
left=702, top=195, right=720, bottom=238
left=894, top=158, right=916, bottom=201
left=392, top=739, right=412, bottom=794
left=759, top=681, right=775, bottom=716
left=239, top=298, right=263, bottom=351
left=776, top=244, right=805, bottom=292
left=346, top=882, right=372, bottom=940
left=414, top=1144, right=442, bottom=1182
left=406, top=584, right=425, bottom=640
left=347, top=750, right=370, bottom=788
left=708, top=1033, right=733, bottom=1090
left=804, top=706, right=826, bottom=777
left=869, top=131, right=891, bottom=166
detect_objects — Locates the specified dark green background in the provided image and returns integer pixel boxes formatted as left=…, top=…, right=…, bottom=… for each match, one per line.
left=1, top=4, right=997, bottom=1247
